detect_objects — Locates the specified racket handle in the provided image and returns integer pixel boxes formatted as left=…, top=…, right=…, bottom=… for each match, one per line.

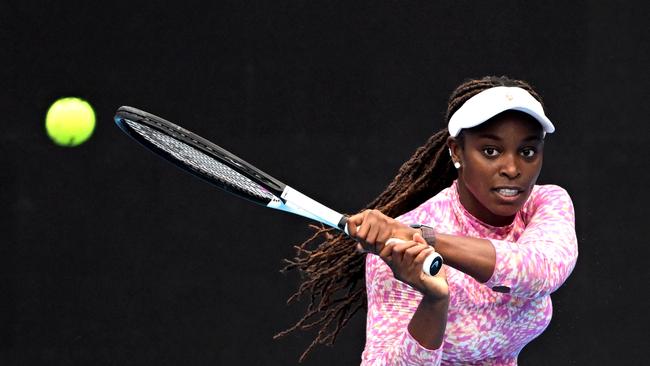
left=338, top=215, right=350, bottom=235
left=423, top=252, right=443, bottom=276
left=341, top=218, right=442, bottom=276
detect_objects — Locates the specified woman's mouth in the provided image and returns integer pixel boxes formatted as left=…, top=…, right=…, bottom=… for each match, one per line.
left=496, top=188, right=519, bottom=196
left=493, top=187, right=523, bottom=200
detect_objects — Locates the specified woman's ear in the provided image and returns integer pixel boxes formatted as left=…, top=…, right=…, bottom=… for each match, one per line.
left=447, top=136, right=462, bottom=169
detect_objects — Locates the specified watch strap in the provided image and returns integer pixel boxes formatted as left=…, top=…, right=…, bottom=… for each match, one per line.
left=409, top=224, right=436, bottom=248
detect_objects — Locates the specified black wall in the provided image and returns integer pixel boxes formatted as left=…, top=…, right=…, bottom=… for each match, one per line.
left=4, top=1, right=649, bottom=365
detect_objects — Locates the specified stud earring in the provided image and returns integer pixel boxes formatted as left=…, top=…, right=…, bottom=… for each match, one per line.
left=449, top=148, right=461, bottom=169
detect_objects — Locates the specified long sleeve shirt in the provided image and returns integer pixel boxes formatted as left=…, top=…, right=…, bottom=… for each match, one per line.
left=361, top=181, right=578, bottom=365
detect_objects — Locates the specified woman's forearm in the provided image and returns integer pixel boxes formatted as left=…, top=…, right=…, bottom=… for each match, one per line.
left=408, top=295, right=449, bottom=350
left=401, top=226, right=496, bottom=283
left=434, top=234, right=496, bottom=283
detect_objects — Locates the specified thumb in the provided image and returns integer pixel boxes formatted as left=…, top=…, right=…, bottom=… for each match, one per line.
left=412, top=232, right=427, bottom=245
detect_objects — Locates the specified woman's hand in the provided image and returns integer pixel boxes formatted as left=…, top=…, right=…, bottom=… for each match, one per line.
left=347, top=209, right=419, bottom=254
left=379, top=233, right=449, bottom=300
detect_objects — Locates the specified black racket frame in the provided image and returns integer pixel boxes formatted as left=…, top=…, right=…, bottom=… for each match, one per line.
left=114, top=106, right=287, bottom=206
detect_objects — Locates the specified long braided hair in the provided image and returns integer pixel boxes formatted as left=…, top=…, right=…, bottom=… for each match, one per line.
left=276, top=76, right=544, bottom=361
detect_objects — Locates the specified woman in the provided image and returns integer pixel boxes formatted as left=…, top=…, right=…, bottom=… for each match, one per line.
left=278, top=76, right=578, bottom=365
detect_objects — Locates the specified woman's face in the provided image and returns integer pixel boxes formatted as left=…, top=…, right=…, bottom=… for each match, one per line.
left=449, top=111, right=545, bottom=226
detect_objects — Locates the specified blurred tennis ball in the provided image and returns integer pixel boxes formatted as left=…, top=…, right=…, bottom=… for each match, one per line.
left=45, top=97, right=96, bottom=147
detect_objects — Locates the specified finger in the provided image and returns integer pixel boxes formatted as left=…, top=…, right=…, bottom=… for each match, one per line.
left=346, top=218, right=357, bottom=237
left=356, top=213, right=372, bottom=241
left=366, top=223, right=380, bottom=246
left=377, top=240, right=396, bottom=265
left=355, top=227, right=377, bottom=253
left=413, top=246, right=436, bottom=265
left=347, top=212, right=364, bottom=225
left=376, top=227, right=392, bottom=248
left=403, top=244, right=429, bottom=267
left=356, top=242, right=375, bottom=254
left=378, top=238, right=406, bottom=259
left=348, top=210, right=368, bottom=226
left=356, top=224, right=368, bottom=242
left=347, top=211, right=368, bottom=235
left=412, top=232, right=428, bottom=245
left=378, top=240, right=395, bottom=258
left=390, top=240, right=419, bottom=265
left=367, top=210, right=395, bottom=243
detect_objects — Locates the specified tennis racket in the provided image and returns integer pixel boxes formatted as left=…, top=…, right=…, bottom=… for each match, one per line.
left=114, top=106, right=443, bottom=276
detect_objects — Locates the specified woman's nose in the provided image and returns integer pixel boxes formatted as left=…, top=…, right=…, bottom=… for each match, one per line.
left=499, top=154, right=520, bottom=179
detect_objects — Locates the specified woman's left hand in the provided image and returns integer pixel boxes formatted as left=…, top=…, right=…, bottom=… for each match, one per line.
left=347, top=209, right=419, bottom=254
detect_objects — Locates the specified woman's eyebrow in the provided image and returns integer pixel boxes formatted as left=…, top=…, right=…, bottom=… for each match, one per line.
left=523, top=135, right=543, bottom=142
left=475, top=134, right=542, bottom=142
left=475, top=133, right=502, bottom=140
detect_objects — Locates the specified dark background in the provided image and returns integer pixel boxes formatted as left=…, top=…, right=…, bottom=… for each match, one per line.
left=3, top=1, right=649, bottom=365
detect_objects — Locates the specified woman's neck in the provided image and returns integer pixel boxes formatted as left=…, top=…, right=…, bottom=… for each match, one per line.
left=455, top=181, right=516, bottom=227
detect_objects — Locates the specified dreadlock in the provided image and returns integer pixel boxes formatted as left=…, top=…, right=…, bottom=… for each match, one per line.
left=276, top=75, right=544, bottom=361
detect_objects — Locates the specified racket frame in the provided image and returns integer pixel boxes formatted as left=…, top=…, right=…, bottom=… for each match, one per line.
left=114, top=106, right=348, bottom=232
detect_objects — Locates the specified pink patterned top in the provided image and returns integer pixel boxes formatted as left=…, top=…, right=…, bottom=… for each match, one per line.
left=362, top=181, right=578, bottom=365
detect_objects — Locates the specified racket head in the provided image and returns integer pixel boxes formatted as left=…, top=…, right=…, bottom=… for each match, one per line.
left=114, top=106, right=287, bottom=206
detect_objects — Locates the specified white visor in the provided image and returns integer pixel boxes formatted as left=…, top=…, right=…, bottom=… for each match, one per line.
left=448, top=86, right=555, bottom=137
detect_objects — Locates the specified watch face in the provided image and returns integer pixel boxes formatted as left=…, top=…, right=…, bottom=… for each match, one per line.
left=409, top=224, right=431, bottom=229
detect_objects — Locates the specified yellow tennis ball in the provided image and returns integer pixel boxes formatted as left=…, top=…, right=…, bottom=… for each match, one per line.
left=45, top=97, right=96, bottom=147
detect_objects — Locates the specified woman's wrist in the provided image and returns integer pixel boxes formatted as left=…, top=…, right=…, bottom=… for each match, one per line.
left=421, top=289, right=450, bottom=304
left=393, top=224, right=421, bottom=241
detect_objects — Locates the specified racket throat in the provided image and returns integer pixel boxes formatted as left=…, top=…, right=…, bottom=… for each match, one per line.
left=268, top=186, right=346, bottom=231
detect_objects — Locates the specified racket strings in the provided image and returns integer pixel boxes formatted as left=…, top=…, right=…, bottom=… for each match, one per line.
left=125, top=120, right=274, bottom=201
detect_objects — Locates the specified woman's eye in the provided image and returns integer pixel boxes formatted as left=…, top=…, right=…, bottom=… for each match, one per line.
left=482, top=148, right=499, bottom=157
left=520, top=148, right=536, bottom=158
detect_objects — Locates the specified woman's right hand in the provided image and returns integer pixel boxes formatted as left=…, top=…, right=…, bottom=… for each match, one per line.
left=378, top=233, right=449, bottom=301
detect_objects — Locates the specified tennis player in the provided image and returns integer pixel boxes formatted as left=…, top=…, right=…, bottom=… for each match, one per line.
left=280, top=76, right=577, bottom=365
